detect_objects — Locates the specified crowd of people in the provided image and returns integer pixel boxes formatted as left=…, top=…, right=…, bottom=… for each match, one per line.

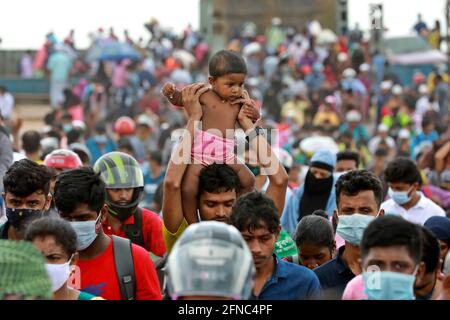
left=1, top=15, right=450, bottom=300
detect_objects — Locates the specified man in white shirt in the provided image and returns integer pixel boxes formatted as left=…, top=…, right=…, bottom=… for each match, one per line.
left=0, top=86, right=14, bottom=120
left=368, top=123, right=396, bottom=155
left=381, top=158, right=445, bottom=225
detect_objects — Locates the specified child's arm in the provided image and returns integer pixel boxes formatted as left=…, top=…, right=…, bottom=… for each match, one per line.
left=162, top=82, right=183, bottom=107
left=162, top=82, right=212, bottom=107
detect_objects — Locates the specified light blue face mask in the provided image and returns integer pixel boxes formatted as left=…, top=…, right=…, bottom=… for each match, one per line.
left=388, top=186, right=413, bottom=205
left=336, top=213, right=376, bottom=246
left=70, top=214, right=101, bottom=251
left=363, top=269, right=417, bottom=300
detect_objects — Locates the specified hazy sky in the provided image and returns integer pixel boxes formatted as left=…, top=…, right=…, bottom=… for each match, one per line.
left=0, top=0, right=447, bottom=49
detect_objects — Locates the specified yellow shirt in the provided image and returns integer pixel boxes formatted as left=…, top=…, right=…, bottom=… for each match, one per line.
left=163, top=218, right=189, bottom=253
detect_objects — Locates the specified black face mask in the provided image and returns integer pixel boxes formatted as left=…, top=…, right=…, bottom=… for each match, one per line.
left=5, top=208, right=44, bottom=231
left=304, top=170, right=333, bottom=194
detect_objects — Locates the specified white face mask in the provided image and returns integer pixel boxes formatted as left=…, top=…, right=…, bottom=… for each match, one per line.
left=45, top=255, right=74, bottom=292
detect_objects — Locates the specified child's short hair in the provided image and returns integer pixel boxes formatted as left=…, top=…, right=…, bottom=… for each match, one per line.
left=209, top=50, right=247, bottom=78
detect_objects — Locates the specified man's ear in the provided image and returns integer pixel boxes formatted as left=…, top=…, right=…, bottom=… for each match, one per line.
left=71, top=252, right=79, bottom=267
left=208, top=76, right=215, bottom=86
left=416, top=261, right=427, bottom=283
left=378, top=208, right=385, bottom=217
left=100, top=205, right=108, bottom=223
left=275, top=225, right=281, bottom=241
left=44, top=194, right=53, bottom=211
left=332, top=210, right=339, bottom=226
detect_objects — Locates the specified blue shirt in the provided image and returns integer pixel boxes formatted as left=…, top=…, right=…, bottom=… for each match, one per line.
left=141, top=161, right=165, bottom=208
left=251, top=255, right=321, bottom=300
left=313, top=246, right=355, bottom=300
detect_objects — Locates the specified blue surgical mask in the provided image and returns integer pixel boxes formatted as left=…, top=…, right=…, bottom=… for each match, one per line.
left=388, top=186, right=413, bottom=205
left=336, top=213, right=375, bottom=246
left=363, top=269, right=417, bottom=300
left=94, top=135, right=108, bottom=144
left=63, top=124, right=73, bottom=133
left=70, top=214, right=101, bottom=251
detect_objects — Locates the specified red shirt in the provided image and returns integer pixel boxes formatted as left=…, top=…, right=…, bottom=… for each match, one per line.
left=102, top=208, right=166, bottom=257
left=72, top=237, right=162, bottom=300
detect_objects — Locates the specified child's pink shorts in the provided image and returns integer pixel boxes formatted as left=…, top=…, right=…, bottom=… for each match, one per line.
left=192, top=129, right=236, bottom=166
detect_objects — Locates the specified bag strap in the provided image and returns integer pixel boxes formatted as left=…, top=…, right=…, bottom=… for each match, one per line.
left=112, top=235, right=136, bottom=300
left=123, top=207, right=145, bottom=248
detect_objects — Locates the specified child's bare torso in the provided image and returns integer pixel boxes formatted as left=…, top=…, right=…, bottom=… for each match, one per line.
left=199, top=89, right=240, bottom=137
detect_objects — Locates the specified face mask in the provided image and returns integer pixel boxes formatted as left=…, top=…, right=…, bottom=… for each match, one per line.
left=388, top=186, right=413, bottom=205
left=5, top=208, right=44, bottom=230
left=336, top=213, right=375, bottom=246
left=45, top=255, right=73, bottom=292
left=70, top=214, right=101, bottom=251
left=63, top=124, right=73, bottom=133
left=305, top=170, right=333, bottom=194
left=94, top=135, right=108, bottom=144
left=363, top=268, right=417, bottom=300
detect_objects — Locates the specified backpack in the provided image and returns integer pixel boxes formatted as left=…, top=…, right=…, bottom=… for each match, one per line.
left=112, top=235, right=136, bottom=300
left=121, top=208, right=166, bottom=294
left=123, top=208, right=145, bottom=248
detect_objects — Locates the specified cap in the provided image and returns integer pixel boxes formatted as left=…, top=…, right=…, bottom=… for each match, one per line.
left=310, top=149, right=336, bottom=172
left=380, top=80, right=393, bottom=90
left=378, top=123, right=389, bottom=132
left=0, top=240, right=52, bottom=299
left=337, top=52, right=348, bottom=62
left=392, top=84, right=403, bottom=95
left=343, top=68, right=357, bottom=79
left=418, top=84, right=428, bottom=95
left=359, top=63, right=370, bottom=72
left=346, top=110, right=362, bottom=122
left=137, top=114, right=155, bottom=128
left=398, top=129, right=411, bottom=139
left=325, top=95, right=336, bottom=105
left=424, top=216, right=450, bottom=241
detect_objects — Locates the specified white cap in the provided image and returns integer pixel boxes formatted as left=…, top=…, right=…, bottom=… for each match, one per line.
left=378, top=123, right=389, bottom=132
left=346, top=110, right=361, bottom=122
left=337, top=52, right=348, bottom=62
left=343, top=68, right=357, bottom=79
left=274, top=148, right=293, bottom=169
left=359, top=63, right=370, bottom=72
left=418, top=84, right=428, bottom=95
left=247, top=77, right=259, bottom=87
left=380, top=80, right=393, bottom=90
left=392, top=84, right=403, bottom=95
left=272, top=17, right=282, bottom=26
left=137, top=114, right=155, bottom=128
left=398, top=129, right=410, bottom=139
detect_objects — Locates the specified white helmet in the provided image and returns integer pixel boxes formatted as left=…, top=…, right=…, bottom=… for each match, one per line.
left=166, top=221, right=255, bottom=300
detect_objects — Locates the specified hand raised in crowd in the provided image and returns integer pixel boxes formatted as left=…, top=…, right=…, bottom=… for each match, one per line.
left=181, top=83, right=209, bottom=120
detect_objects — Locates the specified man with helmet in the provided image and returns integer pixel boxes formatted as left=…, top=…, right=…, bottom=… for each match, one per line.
left=43, top=149, right=83, bottom=218
left=166, top=221, right=255, bottom=300
left=94, top=151, right=166, bottom=258
left=44, top=149, right=82, bottom=174
left=114, top=116, right=136, bottom=138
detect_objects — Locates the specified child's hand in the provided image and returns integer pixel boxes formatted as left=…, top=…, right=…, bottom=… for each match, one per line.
left=162, top=83, right=175, bottom=98
left=233, top=90, right=260, bottom=123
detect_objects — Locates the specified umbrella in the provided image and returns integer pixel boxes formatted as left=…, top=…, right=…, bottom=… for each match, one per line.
left=86, top=40, right=141, bottom=62
left=316, top=29, right=338, bottom=46
left=300, top=136, right=339, bottom=154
